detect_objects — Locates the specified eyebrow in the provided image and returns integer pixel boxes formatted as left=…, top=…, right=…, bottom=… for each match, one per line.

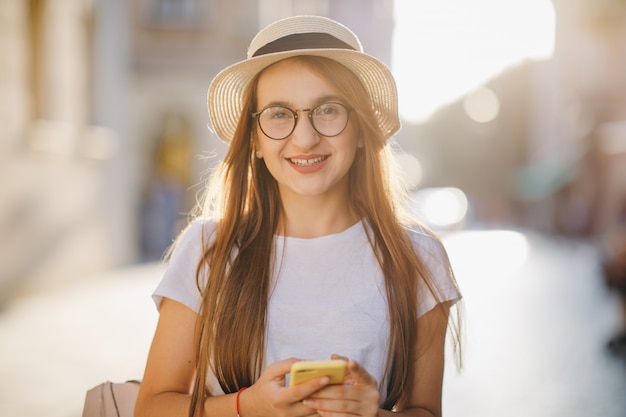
left=259, top=95, right=345, bottom=110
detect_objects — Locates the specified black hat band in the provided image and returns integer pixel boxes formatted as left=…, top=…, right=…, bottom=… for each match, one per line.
left=252, top=32, right=356, bottom=57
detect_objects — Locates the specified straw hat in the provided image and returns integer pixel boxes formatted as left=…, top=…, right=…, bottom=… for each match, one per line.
left=207, top=15, right=400, bottom=143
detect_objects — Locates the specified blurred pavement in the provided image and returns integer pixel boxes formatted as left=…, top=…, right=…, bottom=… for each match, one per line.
left=442, top=229, right=626, bottom=417
left=0, top=263, right=162, bottom=417
left=1, top=230, right=625, bottom=417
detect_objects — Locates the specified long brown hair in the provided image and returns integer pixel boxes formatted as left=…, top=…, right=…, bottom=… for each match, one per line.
left=189, top=56, right=459, bottom=416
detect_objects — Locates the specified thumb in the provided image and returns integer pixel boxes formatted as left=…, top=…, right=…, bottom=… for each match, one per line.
left=330, top=355, right=377, bottom=387
left=346, top=359, right=377, bottom=387
left=330, top=353, right=348, bottom=361
left=263, top=357, right=301, bottom=381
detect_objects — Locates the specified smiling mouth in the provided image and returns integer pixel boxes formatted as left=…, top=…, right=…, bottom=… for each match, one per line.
left=288, top=156, right=329, bottom=166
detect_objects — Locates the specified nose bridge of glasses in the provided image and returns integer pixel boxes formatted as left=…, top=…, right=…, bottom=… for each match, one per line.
left=294, top=108, right=312, bottom=120
left=292, top=108, right=315, bottom=129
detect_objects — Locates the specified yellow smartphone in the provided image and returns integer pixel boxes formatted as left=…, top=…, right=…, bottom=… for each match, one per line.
left=289, top=360, right=347, bottom=386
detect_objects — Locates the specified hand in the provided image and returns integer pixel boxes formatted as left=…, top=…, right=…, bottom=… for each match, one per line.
left=242, top=358, right=330, bottom=417
left=302, top=354, right=380, bottom=417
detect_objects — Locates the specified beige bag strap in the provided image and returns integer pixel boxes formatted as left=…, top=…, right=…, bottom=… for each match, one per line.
left=107, top=382, right=121, bottom=417
left=82, top=380, right=141, bottom=417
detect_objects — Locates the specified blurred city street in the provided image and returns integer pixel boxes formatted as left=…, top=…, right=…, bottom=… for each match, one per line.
left=1, top=228, right=625, bottom=417
left=2, top=1, right=626, bottom=417
left=0, top=263, right=162, bottom=417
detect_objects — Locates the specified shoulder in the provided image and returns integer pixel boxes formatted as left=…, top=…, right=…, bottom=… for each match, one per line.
left=404, top=223, right=461, bottom=316
left=184, top=217, right=218, bottom=239
left=163, top=217, right=219, bottom=269
left=171, top=217, right=218, bottom=252
left=153, top=217, right=218, bottom=313
left=404, top=223, right=448, bottom=264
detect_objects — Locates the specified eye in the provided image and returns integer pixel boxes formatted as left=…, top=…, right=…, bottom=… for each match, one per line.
left=264, top=106, right=293, bottom=120
left=313, top=103, right=344, bottom=118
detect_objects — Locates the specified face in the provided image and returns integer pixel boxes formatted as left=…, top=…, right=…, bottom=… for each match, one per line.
left=254, top=59, right=361, bottom=202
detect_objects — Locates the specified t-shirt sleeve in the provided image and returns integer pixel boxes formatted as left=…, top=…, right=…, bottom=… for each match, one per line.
left=152, top=219, right=214, bottom=313
left=410, top=228, right=462, bottom=318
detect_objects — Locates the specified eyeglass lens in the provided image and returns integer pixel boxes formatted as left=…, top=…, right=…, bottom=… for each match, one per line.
left=255, top=102, right=349, bottom=140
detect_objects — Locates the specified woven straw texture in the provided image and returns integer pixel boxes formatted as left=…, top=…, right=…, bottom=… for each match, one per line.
left=207, top=15, right=400, bottom=143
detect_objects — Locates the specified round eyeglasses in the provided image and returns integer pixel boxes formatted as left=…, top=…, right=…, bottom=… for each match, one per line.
left=251, top=102, right=352, bottom=140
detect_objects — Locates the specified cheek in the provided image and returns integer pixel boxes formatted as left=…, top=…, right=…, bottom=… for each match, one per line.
left=335, top=138, right=360, bottom=171
left=256, top=138, right=285, bottom=164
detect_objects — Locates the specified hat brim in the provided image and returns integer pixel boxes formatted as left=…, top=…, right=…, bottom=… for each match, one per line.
left=207, top=48, right=400, bottom=144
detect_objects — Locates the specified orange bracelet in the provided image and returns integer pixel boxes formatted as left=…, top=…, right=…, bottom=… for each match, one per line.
left=236, top=387, right=247, bottom=417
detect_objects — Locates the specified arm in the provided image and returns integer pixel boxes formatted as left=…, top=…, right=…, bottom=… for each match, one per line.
left=135, top=297, right=335, bottom=417
left=136, top=298, right=250, bottom=416
left=134, top=297, right=203, bottom=416
left=384, top=301, right=450, bottom=417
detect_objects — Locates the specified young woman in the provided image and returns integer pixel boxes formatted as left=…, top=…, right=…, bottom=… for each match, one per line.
left=135, top=15, right=461, bottom=417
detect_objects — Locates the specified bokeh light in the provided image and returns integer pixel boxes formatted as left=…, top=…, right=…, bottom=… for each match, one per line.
left=463, top=86, right=500, bottom=123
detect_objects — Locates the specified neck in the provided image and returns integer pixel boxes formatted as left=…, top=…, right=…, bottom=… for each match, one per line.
left=277, top=193, right=359, bottom=238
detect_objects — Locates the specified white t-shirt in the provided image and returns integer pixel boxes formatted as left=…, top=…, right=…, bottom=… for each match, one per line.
left=153, top=219, right=461, bottom=402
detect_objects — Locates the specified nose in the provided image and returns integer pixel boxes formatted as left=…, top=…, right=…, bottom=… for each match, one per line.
left=290, top=110, right=320, bottom=150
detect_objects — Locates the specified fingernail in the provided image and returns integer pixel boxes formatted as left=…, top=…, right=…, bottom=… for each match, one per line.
left=319, top=376, right=330, bottom=385
left=302, top=399, right=312, bottom=406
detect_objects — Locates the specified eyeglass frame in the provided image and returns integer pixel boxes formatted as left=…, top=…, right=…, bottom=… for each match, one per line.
left=251, top=101, right=353, bottom=140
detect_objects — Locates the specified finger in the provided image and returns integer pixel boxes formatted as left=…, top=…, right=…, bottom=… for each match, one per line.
left=264, top=357, right=302, bottom=380
left=304, top=394, right=356, bottom=415
left=346, top=359, right=377, bottom=387
left=292, top=397, right=324, bottom=416
left=329, top=354, right=355, bottom=385
left=330, top=353, right=348, bottom=361
left=294, top=375, right=331, bottom=388
left=290, top=375, right=331, bottom=399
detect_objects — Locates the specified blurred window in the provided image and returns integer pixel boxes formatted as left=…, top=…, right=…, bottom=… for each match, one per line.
left=144, top=0, right=204, bottom=29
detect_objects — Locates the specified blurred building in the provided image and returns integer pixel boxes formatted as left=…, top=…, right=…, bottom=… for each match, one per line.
left=6, top=0, right=623, bottom=301
left=397, top=0, right=626, bottom=235
left=0, top=0, right=117, bottom=301
left=0, top=0, right=394, bottom=300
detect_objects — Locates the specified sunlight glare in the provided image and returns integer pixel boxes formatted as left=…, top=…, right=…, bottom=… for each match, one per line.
left=443, top=230, right=530, bottom=276
left=393, top=152, right=423, bottom=191
left=410, top=187, right=469, bottom=229
left=392, top=0, right=556, bottom=123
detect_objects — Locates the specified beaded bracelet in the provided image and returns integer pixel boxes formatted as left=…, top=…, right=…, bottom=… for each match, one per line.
left=236, top=387, right=247, bottom=417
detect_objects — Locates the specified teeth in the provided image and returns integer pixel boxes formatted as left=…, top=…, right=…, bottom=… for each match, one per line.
left=289, top=156, right=327, bottom=166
